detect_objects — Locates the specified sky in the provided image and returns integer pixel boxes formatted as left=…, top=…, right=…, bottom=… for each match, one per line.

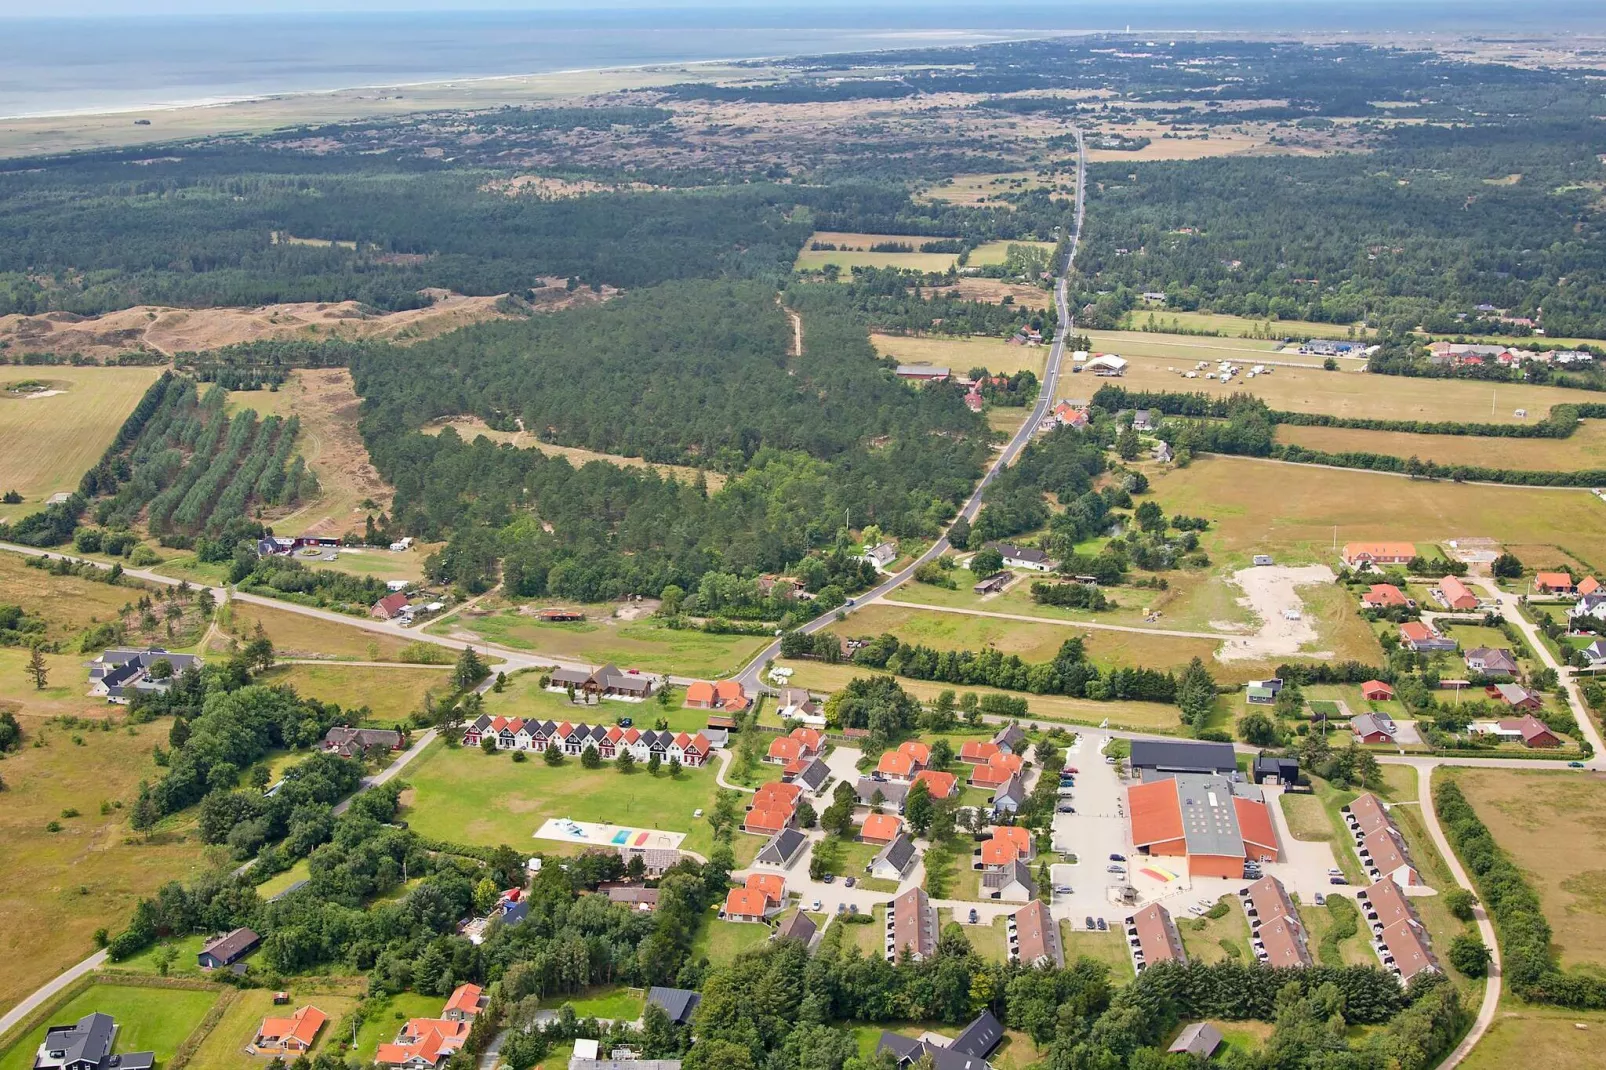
left=1, top=0, right=1031, bottom=14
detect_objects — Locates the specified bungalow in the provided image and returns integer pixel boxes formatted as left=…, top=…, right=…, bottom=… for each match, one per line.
left=1584, top=639, right=1606, bottom=665
left=777, top=687, right=825, bottom=727
left=1351, top=713, right=1396, bottom=745
left=685, top=679, right=749, bottom=712
left=861, top=542, right=899, bottom=569
left=371, top=593, right=411, bottom=620
left=548, top=663, right=654, bottom=700
left=1245, top=684, right=1278, bottom=706
left=860, top=813, right=903, bottom=845
left=987, top=541, right=1056, bottom=572
left=34, top=1014, right=154, bottom=1070
left=442, top=984, right=485, bottom=1022
left=1361, top=584, right=1410, bottom=609
left=602, top=884, right=660, bottom=912
left=1398, top=621, right=1455, bottom=653
left=1572, top=593, right=1606, bottom=622
left=252, top=1007, right=327, bottom=1054
left=376, top=1018, right=469, bottom=1070
left=868, top=833, right=918, bottom=882
left=968, top=752, right=1023, bottom=789
left=87, top=648, right=203, bottom=703
left=743, top=807, right=793, bottom=836
left=321, top=726, right=403, bottom=758
left=774, top=910, right=817, bottom=947
left=792, top=757, right=832, bottom=795
left=1464, top=648, right=1519, bottom=676
left=982, top=859, right=1035, bottom=902
left=991, top=775, right=1027, bottom=816
left=1499, top=714, right=1562, bottom=748
left=1053, top=401, right=1090, bottom=430
left=1434, top=575, right=1479, bottom=612
left=1486, top=683, right=1543, bottom=712
left=1534, top=571, right=1576, bottom=595
left=856, top=777, right=909, bottom=812
left=959, top=740, right=1001, bottom=765
left=912, top=769, right=958, bottom=800
left=723, top=886, right=776, bottom=924
left=756, top=827, right=808, bottom=868
left=1341, top=542, right=1417, bottom=568
left=876, top=749, right=918, bottom=781
left=1360, top=680, right=1395, bottom=702
left=198, top=927, right=259, bottom=970
left=993, top=723, right=1026, bottom=754
left=645, top=988, right=701, bottom=1027
left=898, top=739, right=931, bottom=767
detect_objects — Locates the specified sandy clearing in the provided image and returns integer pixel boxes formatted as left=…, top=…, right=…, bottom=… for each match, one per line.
left=1215, top=564, right=1338, bottom=662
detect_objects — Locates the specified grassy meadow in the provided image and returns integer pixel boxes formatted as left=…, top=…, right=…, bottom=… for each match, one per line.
left=253, top=663, right=452, bottom=723
left=0, top=367, right=165, bottom=523
left=213, top=600, right=417, bottom=661
left=184, top=981, right=363, bottom=1070
left=1276, top=421, right=1606, bottom=470
left=795, top=232, right=960, bottom=273
left=870, top=334, right=1047, bottom=378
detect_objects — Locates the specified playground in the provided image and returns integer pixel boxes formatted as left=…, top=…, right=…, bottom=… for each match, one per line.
left=535, top=817, right=686, bottom=853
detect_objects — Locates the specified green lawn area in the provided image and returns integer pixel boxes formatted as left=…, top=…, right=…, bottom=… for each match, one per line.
left=351, top=992, right=445, bottom=1062
left=0, top=983, right=220, bottom=1070
left=923, top=841, right=981, bottom=902
left=186, top=982, right=363, bottom=1070
left=691, top=913, right=772, bottom=966
left=255, top=859, right=312, bottom=900
left=1299, top=895, right=1374, bottom=968
left=110, top=934, right=209, bottom=977
left=937, top=910, right=1010, bottom=962
left=1177, top=896, right=1252, bottom=965
left=1308, top=700, right=1341, bottom=718
left=842, top=906, right=888, bottom=959
left=1462, top=1004, right=1606, bottom=1070
left=429, top=606, right=768, bottom=678
left=849, top=1022, right=1042, bottom=1070
left=812, top=837, right=882, bottom=881
left=540, top=985, right=644, bottom=1021
left=255, top=663, right=452, bottom=725
left=484, top=671, right=711, bottom=730
left=397, top=739, right=725, bottom=860
left=1060, top=923, right=1135, bottom=979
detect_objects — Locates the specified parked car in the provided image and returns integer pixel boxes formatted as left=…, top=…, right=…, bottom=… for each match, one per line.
left=968, top=908, right=979, bottom=924
left=618, top=717, right=633, bottom=728
left=837, top=902, right=847, bottom=914
left=1054, top=885, right=1072, bottom=895
left=1314, top=894, right=1327, bottom=907
left=1085, top=916, right=1096, bottom=930
left=1066, top=766, right=1080, bottom=774
left=821, top=874, right=835, bottom=884
left=1329, top=876, right=1348, bottom=885
left=1109, top=853, right=1125, bottom=861
left=1057, top=805, right=1075, bottom=813
left=1571, top=761, right=1587, bottom=768
left=846, top=598, right=856, bottom=606
left=1096, top=918, right=1107, bottom=931
left=1106, top=864, right=1125, bottom=873
left=1327, top=868, right=1344, bottom=877
left=849, top=904, right=859, bottom=915
left=812, top=899, right=822, bottom=911
left=844, top=876, right=856, bottom=888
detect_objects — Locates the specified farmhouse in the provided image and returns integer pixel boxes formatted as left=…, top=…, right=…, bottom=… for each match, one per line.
left=1127, top=773, right=1278, bottom=878
left=1398, top=621, right=1455, bottom=653
left=548, top=663, right=655, bottom=700
left=1008, top=900, right=1062, bottom=967
left=252, top=1007, right=328, bottom=1054
left=1341, top=542, right=1417, bottom=568
left=1342, top=794, right=1420, bottom=887
left=32, top=1014, right=154, bottom=1070
left=777, top=686, right=824, bottom=726
left=1361, top=584, right=1410, bottom=609
left=886, top=887, right=938, bottom=962
left=1485, top=683, right=1543, bottom=712
left=986, top=541, right=1056, bottom=571
left=198, top=927, right=259, bottom=970
left=1464, top=647, right=1518, bottom=676
left=371, top=593, right=411, bottom=620
left=1433, top=575, right=1479, bottom=612
left=861, top=541, right=899, bottom=569
left=1358, top=878, right=1439, bottom=985
left=1351, top=713, right=1396, bottom=745
left=1360, top=680, right=1395, bottom=702
left=87, top=648, right=201, bottom=703
left=321, top=726, right=403, bottom=758
left=1053, top=401, right=1090, bottom=430
left=895, top=365, right=950, bottom=382
left=1127, top=903, right=1187, bottom=972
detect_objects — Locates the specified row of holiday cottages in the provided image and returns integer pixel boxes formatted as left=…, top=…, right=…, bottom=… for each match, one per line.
left=462, top=716, right=713, bottom=767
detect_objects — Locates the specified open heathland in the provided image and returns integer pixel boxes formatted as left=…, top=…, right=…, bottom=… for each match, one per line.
left=795, top=232, right=963, bottom=273
left=395, top=738, right=743, bottom=866
left=0, top=367, right=165, bottom=523
left=212, top=600, right=416, bottom=662
left=0, top=982, right=221, bottom=1070
left=1148, top=456, right=1606, bottom=566
left=431, top=604, right=768, bottom=678
left=0, top=550, right=171, bottom=643
left=918, top=170, right=1076, bottom=208
left=870, top=333, right=1048, bottom=378
left=253, top=663, right=453, bottom=724
left=0, top=711, right=223, bottom=1013
left=1450, top=768, right=1606, bottom=975
left=1275, top=421, right=1606, bottom=470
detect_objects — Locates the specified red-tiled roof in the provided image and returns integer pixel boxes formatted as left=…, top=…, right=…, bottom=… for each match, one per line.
left=860, top=813, right=902, bottom=843
left=444, top=984, right=482, bottom=1017
left=1128, top=779, right=1184, bottom=848
left=912, top=769, right=957, bottom=798
left=744, top=872, right=785, bottom=904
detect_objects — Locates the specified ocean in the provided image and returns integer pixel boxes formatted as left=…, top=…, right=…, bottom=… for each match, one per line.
left=1, top=2, right=1603, bottom=120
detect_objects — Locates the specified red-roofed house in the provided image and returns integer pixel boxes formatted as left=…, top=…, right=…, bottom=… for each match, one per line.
left=960, top=740, right=1001, bottom=765
left=1580, top=577, right=1601, bottom=597
left=744, top=872, right=785, bottom=905
left=1342, top=542, right=1417, bottom=567
left=767, top=736, right=804, bottom=765
left=1054, top=402, right=1090, bottom=430
left=376, top=1019, right=469, bottom=1069
left=1436, top=575, right=1478, bottom=612
left=898, top=740, right=931, bottom=767
left=912, top=769, right=958, bottom=799
left=876, top=749, right=916, bottom=780
left=1399, top=621, right=1454, bottom=652
left=969, top=760, right=1015, bottom=789
left=860, top=813, right=903, bottom=845
left=684, top=681, right=718, bottom=708
left=443, top=984, right=485, bottom=1022
left=715, top=680, right=749, bottom=711
left=1362, top=584, right=1410, bottom=609
left=791, top=727, right=824, bottom=754
left=253, top=1006, right=328, bottom=1054
left=1534, top=571, right=1576, bottom=594
left=743, top=807, right=793, bottom=836
left=1499, top=714, right=1562, bottom=747
left=371, top=592, right=411, bottom=620
left=1486, top=683, right=1543, bottom=712
left=1361, top=680, right=1395, bottom=702
left=723, top=887, right=773, bottom=923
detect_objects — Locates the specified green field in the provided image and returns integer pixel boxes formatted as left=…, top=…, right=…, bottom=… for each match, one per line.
left=1060, top=923, right=1135, bottom=978
left=1462, top=1005, right=1606, bottom=1070
left=795, top=232, right=962, bottom=273
left=1177, top=896, right=1253, bottom=964
left=0, top=367, right=165, bottom=523
left=185, top=981, right=363, bottom=1070
left=0, top=983, right=220, bottom=1070
left=540, top=985, right=645, bottom=1021
left=254, top=663, right=453, bottom=724
left=213, top=600, right=419, bottom=662
left=870, top=333, right=1048, bottom=378
left=397, top=739, right=736, bottom=864
left=1277, top=421, right=1606, bottom=471
left=430, top=604, right=768, bottom=678
left=483, top=671, right=719, bottom=735
left=1117, top=310, right=1374, bottom=342
left=691, top=914, right=772, bottom=966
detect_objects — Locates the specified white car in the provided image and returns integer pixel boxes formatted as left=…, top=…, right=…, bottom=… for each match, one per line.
left=812, top=899, right=822, bottom=911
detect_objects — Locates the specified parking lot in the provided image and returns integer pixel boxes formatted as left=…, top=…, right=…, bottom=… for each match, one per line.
left=1047, top=733, right=1134, bottom=925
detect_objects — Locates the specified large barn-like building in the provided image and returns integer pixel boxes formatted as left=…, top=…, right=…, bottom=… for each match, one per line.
left=1127, top=773, right=1278, bottom=879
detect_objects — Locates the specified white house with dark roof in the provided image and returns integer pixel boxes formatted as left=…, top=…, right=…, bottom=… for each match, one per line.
left=87, top=648, right=201, bottom=703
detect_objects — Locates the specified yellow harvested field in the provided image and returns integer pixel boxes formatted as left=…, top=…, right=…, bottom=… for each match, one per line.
left=941, top=278, right=1054, bottom=309
left=1451, top=769, right=1606, bottom=973
left=215, top=600, right=417, bottom=662
left=870, top=334, right=1046, bottom=378
left=421, top=417, right=725, bottom=491
left=795, top=232, right=960, bottom=273
left=254, top=663, right=453, bottom=723
left=1151, top=455, right=1606, bottom=564
left=1276, top=422, right=1606, bottom=470
left=1462, top=1005, right=1606, bottom=1070
left=1083, top=337, right=1606, bottom=424
left=230, top=368, right=394, bottom=538
left=0, top=367, right=164, bottom=522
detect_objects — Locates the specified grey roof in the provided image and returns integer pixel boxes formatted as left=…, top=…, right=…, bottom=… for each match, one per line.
left=1171, top=774, right=1251, bottom=858
left=1351, top=713, right=1394, bottom=739
left=775, top=911, right=817, bottom=945
left=872, top=833, right=917, bottom=875
left=322, top=726, right=402, bottom=755
left=757, top=827, right=807, bottom=866
left=91, top=648, right=201, bottom=698
left=991, top=723, right=1026, bottom=752
left=795, top=757, right=831, bottom=792
left=1128, top=739, right=1236, bottom=775
left=988, top=541, right=1049, bottom=565
left=857, top=777, right=909, bottom=808
left=992, top=775, right=1026, bottom=806
left=951, top=1010, right=1004, bottom=1059
left=874, top=1032, right=994, bottom=1070
left=646, top=987, right=701, bottom=1026
left=981, top=859, right=1033, bottom=894
left=199, top=927, right=259, bottom=965
left=1465, top=647, right=1519, bottom=674
left=42, top=1013, right=115, bottom=1068
left=1168, top=1022, right=1223, bottom=1057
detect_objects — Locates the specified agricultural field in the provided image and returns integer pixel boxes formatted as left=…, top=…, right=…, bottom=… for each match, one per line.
left=211, top=599, right=417, bottom=662
left=0, top=708, right=224, bottom=1012
left=918, top=170, right=1075, bottom=208
left=870, top=333, right=1047, bottom=378
left=1083, top=337, right=1606, bottom=425
left=1462, top=1005, right=1606, bottom=1070
left=969, top=240, right=1058, bottom=267
left=184, top=980, right=364, bottom=1070
left=1450, top=768, right=1606, bottom=975
left=795, top=232, right=961, bottom=273
left=1149, top=456, right=1606, bottom=566
left=940, top=278, right=1054, bottom=310
left=0, top=983, right=221, bottom=1070
left=1116, top=310, right=1375, bottom=341
left=773, top=658, right=1194, bottom=735
left=1275, top=422, right=1606, bottom=470
left=420, top=417, right=724, bottom=491
left=253, top=663, right=453, bottom=723
left=431, top=603, right=768, bottom=678
left=396, top=739, right=749, bottom=867
left=228, top=369, right=394, bottom=539
left=0, top=366, right=165, bottom=523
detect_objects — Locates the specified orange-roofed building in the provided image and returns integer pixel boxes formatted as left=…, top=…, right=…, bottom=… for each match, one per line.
left=1361, top=680, right=1394, bottom=702
left=898, top=740, right=931, bottom=767
left=443, top=983, right=484, bottom=1021
left=715, top=680, right=750, bottom=711
left=990, top=825, right=1033, bottom=858
left=1362, top=583, right=1410, bottom=609
left=979, top=838, right=1023, bottom=868
left=744, top=872, right=786, bottom=905
left=753, top=781, right=803, bottom=810
left=860, top=813, right=903, bottom=845
left=1129, top=773, right=1277, bottom=879
left=960, top=740, right=1001, bottom=765
left=684, top=681, right=718, bottom=708
left=376, top=1020, right=469, bottom=1069
left=969, top=761, right=1014, bottom=789
left=1534, top=571, right=1576, bottom=594
left=254, top=1006, right=328, bottom=1053
left=912, top=769, right=957, bottom=799
left=767, top=736, right=804, bottom=765
left=877, top=750, right=916, bottom=780
left=1581, top=577, right=1601, bottom=596
left=743, top=807, right=793, bottom=836
left=1342, top=541, right=1417, bottom=567
left=724, top=887, right=772, bottom=923
left=790, top=726, right=824, bottom=754
left=1436, top=575, right=1478, bottom=611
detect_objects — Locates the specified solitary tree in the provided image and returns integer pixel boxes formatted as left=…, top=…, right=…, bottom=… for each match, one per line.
left=544, top=745, right=564, bottom=766
left=453, top=646, right=488, bottom=690
left=25, top=645, right=48, bottom=691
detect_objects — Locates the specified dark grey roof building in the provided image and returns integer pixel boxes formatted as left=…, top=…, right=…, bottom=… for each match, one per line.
left=856, top=777, right=909, bottom=811
left=646, top=987, right=701, bottom=1026
left=774, top=911, right=817, bottom=946
left=198, top=927, right=259, bottom=969
left=756, top=827, right=808, bottom=868
left=34, top=1013, right=154, bottom=1070
left=87, top=648, right=202, bottom=703
left=795, top=757, right=831, bottom=795
left=1129, top=739, right=1237, bottom=776
left=874, top=1009, right=1004, bottom=1070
